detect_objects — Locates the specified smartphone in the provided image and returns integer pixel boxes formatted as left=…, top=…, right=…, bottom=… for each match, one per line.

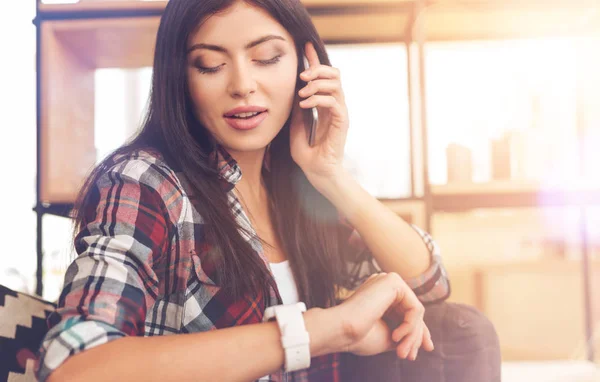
left=302, top=55, right=318, bottom=147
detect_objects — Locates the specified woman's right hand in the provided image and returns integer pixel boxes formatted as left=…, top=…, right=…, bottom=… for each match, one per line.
left=331, top=272, right=435, bottom=360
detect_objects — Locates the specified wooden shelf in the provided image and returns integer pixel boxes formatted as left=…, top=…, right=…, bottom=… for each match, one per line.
left=45, top=17, right=160, bottom=68
left=474, top=258, right=600, bottom=273
left=39, top=1, right=168, bottom=14
left=423, top=5, right=599, bottom=41
left=431, top=181, right=600, bottom=211
left=37, top=0, right=600, bottom=41
left=381, top=199, right=427, bottom=227
left=37, top=0, right=414, bottom=16
left=433, top=180, right=600, bottom=195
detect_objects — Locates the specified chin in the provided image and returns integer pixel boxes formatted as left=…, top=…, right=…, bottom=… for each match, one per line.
left=221, top=136, right=273, bottom=153
left=224, top=127, right=282, bottom=151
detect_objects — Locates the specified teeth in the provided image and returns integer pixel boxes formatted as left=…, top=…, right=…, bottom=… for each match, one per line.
left=232, top=111, right=260, bottom=118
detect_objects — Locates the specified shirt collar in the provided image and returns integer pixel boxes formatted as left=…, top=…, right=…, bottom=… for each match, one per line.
left=209, top=145, right=242, bottom=192
left=209, top=144, right=272, bottom=192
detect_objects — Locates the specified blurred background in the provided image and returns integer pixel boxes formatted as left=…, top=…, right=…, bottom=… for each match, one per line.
left=1, top=0, right=599, bottom=380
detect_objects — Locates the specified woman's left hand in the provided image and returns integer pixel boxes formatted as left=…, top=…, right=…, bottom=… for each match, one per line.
left=289, top=42, right=349, bottom=188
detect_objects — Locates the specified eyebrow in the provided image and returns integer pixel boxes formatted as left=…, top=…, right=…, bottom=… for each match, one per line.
left=187, top=35, right=286, bottom=54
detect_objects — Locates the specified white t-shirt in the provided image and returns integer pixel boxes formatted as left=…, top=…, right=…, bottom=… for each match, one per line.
left=269, top=260, right=300, bottom=305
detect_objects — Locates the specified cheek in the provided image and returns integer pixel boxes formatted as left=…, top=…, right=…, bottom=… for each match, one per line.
left=268, top=65, right=298, bottom=108
left=187, top=74, right=223, bottom=129
left=187, top=76, right=211, bottom=112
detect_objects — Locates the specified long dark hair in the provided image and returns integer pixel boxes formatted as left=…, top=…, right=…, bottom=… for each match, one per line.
left=73, top=0, right=350, bottom=308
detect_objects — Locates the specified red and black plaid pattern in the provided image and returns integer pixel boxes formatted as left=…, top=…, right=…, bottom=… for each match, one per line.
left=36, top=148, right=449, bottom=382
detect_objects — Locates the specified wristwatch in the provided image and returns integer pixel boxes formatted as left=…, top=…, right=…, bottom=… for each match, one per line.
left=263, top=302, right=311, bottom=372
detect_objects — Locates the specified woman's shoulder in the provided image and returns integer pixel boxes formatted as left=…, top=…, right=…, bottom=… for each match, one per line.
left=87, top=148, right=187, bottom=212
left=91, top=148, right=191, bottom=222
left=101, top=148, right=179, bottom=188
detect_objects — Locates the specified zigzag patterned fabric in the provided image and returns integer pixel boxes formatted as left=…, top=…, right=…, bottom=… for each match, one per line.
left=0, top=284, right=55, bottom=382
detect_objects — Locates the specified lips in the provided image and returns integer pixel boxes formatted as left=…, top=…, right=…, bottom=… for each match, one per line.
left=224, top=111, right=268, bottom=130
left=224, top=105, right=267, bottom=117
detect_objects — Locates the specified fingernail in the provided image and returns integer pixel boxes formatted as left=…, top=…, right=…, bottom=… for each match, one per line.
left=302, top=70, right=311, bottom=77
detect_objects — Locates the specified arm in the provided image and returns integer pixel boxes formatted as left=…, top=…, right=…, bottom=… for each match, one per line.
left=48, top=271, right=439, bottom=382
left=319, top=171, right=431, bottom=279
left=321, top=170, right=429, bottom=278
left=315, top=170, right=450, bottom=302
left=38, top=159, right=345, bottom=382
left=47, top=308, right=340, bottom=382
left=288, top=41, right=447, bottom=301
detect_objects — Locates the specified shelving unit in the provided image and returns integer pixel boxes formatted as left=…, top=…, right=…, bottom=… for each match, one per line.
left=34, top=0, right=599, bottom=361
left=431, top=181, right=600, bottom=211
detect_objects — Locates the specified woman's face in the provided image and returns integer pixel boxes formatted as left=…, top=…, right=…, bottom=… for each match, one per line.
left=186, top=1, right=299, bottom=154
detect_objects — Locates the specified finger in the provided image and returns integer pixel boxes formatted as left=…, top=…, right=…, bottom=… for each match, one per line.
left=399, top=326, right=422, bottom=359
left=298, top=79, right=343, bottom=99
left=391, top=321, right=412, bottom=343
left=408, top=325, right=423, bottom=361
left=422, top=324, right=435, bottom=352
left=396, top=291, right=425, bottom=323
left=394, top=327, right=416, bottom=359
left=343, top=273, right=395, bottom=329
left=300, top=65, right=340, bottom=81
left=396, top=336, right=415, bottom=359
left=304, top=41, right=320, bottom=67
left=299, top=95, right=346, bottom=122
left=409, top=346, right=419, bottom=362
left=382, top=272, right=424, bottom=316
left=392, top=308, right=421, bottom=359
left=391, top=308, right=419, bottom=341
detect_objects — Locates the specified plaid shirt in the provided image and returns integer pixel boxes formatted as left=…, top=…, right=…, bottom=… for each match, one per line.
left=36, top=148, right=450, bottom=382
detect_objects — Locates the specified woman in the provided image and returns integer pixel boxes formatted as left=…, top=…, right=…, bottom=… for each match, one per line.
left=36, top=0, right=451, bottom=381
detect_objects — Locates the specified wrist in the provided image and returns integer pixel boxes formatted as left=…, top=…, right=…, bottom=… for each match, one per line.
left=308, top=168, right=355, bottom=205
left=311, top=170, right=370, bottom=225
left=303, top=307, right=347, bottom=357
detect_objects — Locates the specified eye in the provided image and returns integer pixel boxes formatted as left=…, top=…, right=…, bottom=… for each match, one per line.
left=193, top=55, right=282, bottom=74
left=195, top=64, right=223, bottom=74
left=256, top=55, right=282, bottom=66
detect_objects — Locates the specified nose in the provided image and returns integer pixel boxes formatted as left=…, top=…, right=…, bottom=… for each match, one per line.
left=227, top=62, right=257, bottom=99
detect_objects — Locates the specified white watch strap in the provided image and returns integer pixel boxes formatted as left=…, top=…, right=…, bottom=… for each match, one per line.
left=263, top=302, right=311, bottom=372
left=281, top=329, right=310, bottom=372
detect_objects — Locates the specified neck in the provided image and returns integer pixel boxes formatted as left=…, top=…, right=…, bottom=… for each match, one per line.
left=227, top=147, right=267, bottom=204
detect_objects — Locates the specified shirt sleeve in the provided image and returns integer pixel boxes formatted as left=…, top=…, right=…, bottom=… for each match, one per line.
left=342, top=222, right=451, bottom=305
left=36, top=160, right=170, bottom=382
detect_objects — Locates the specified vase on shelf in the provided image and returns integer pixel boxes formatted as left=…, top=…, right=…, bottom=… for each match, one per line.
left=446, top=143, right=473, bottom=184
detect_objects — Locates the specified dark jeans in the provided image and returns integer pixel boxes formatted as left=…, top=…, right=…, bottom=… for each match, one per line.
left=340, top=302, right=501, bottom=382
